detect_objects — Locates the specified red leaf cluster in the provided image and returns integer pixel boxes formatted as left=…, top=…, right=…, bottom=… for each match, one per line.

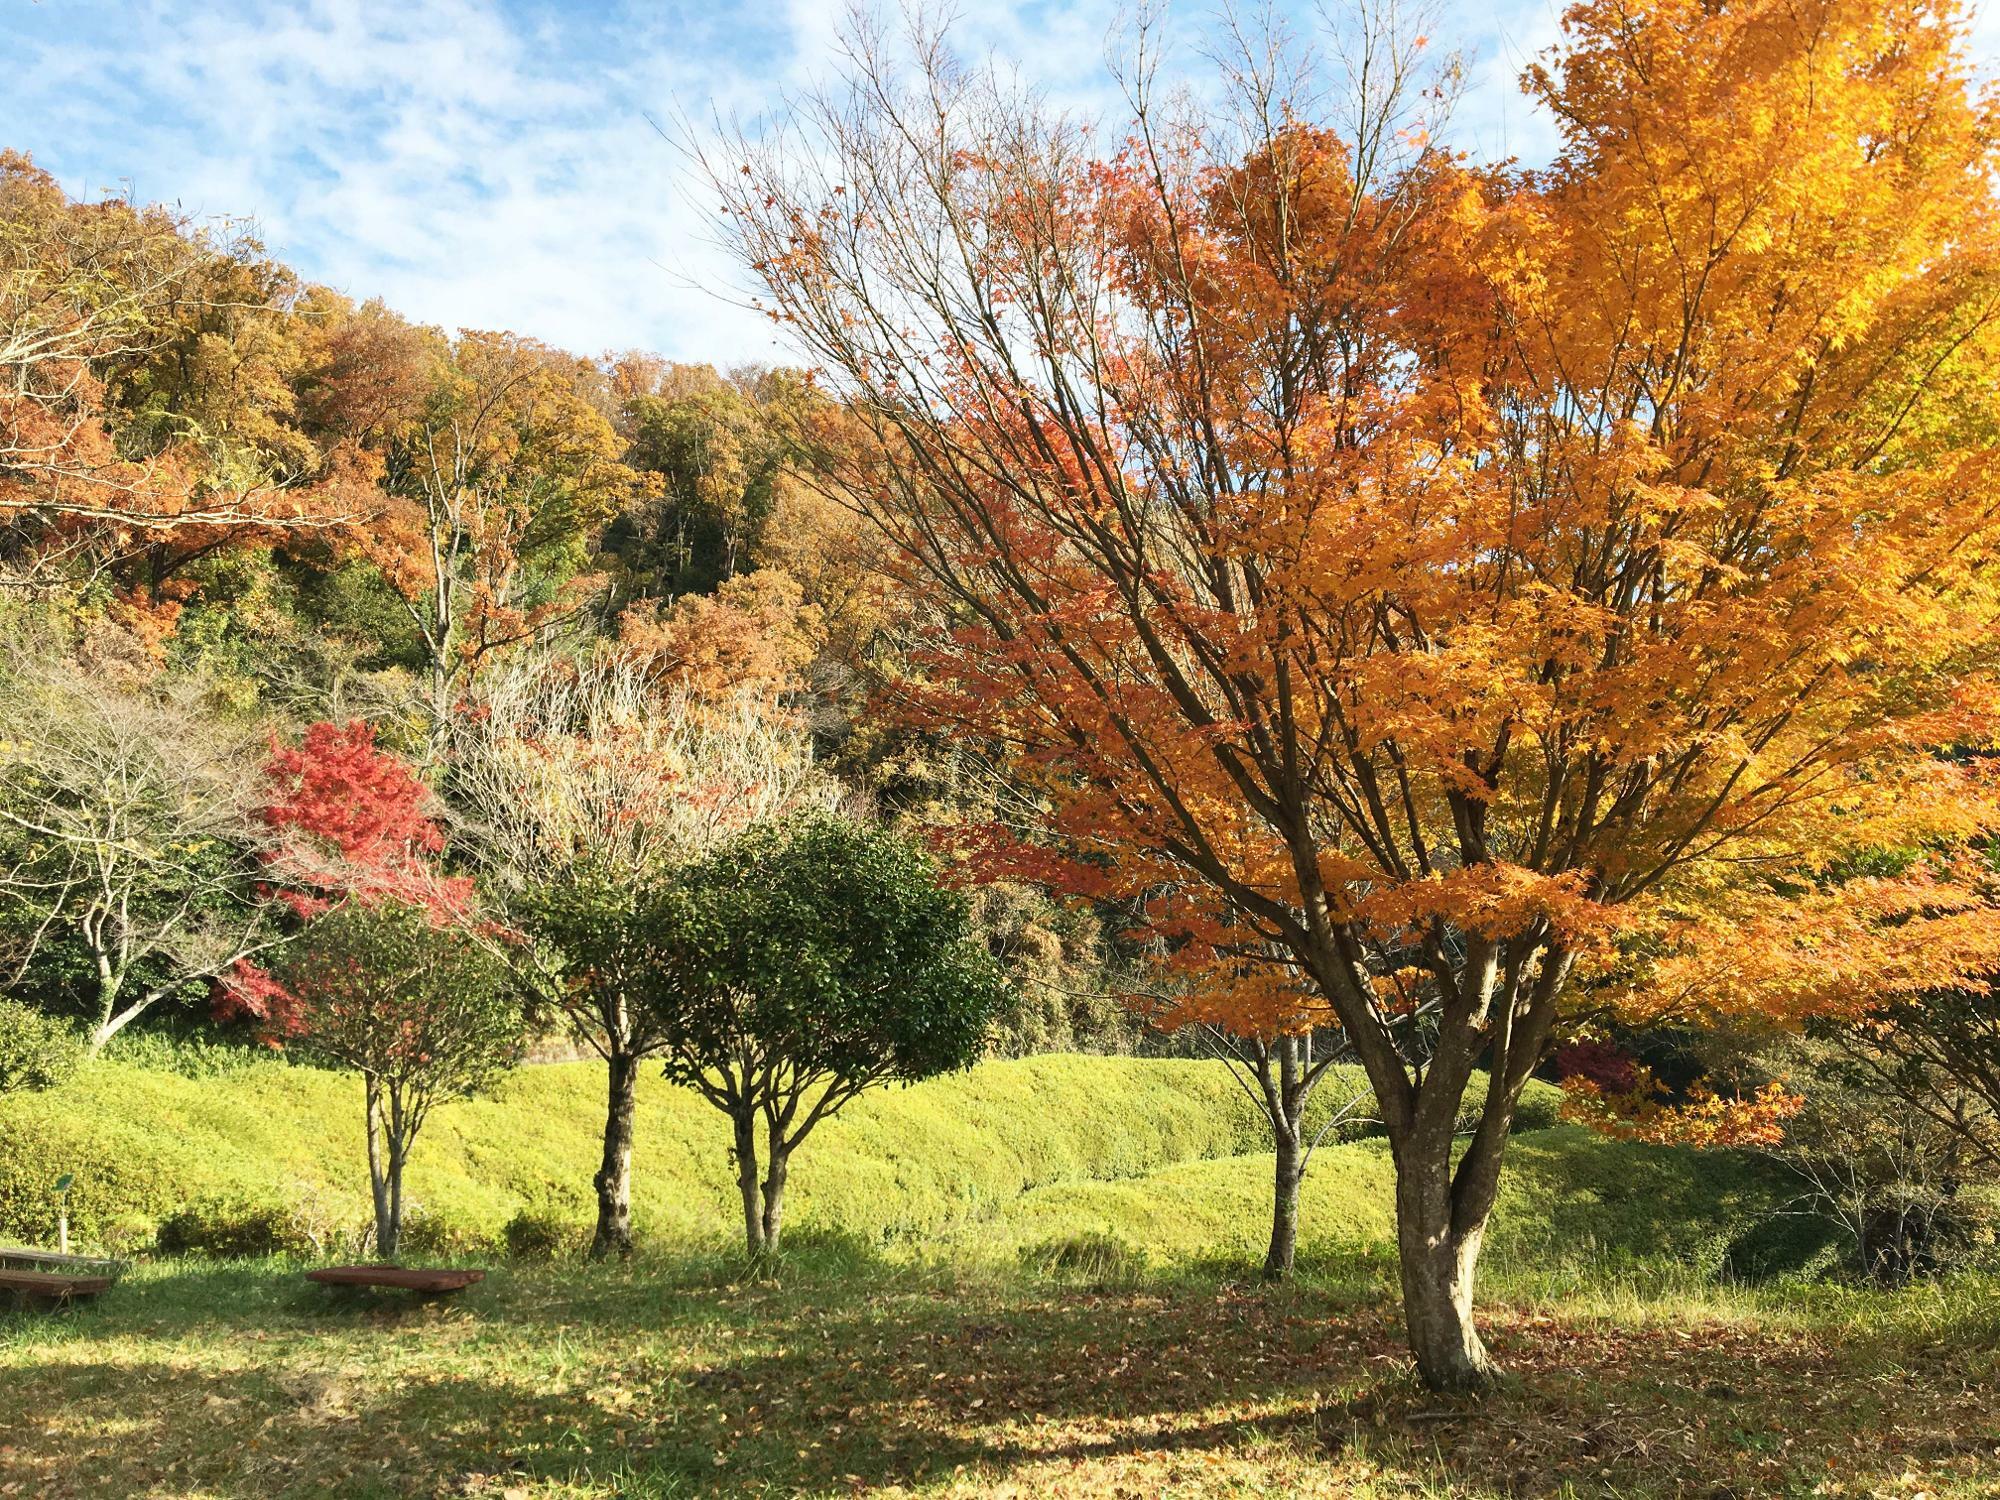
left=217, top=722, right=472, bottom=1037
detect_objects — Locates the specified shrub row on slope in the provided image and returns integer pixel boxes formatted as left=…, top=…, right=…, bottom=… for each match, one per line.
left=970, top=1126, right=1821, bottom=1281
left=0, top=1052, right=1561, bottom=1252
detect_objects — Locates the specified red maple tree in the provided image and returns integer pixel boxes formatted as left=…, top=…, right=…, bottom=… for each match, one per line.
left=218, top=721, right=472, bottom=1036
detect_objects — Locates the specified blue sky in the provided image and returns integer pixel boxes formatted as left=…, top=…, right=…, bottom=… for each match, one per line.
left=5, top=1, right=1994, bottom=362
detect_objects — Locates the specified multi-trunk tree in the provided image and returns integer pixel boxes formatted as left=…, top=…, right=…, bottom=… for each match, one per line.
left=711, top=0, right=2000, bottom=1387
left=274, top=897, right=522, bottom=1259
left=641, top=813, right=1005, bottom=1258
left=446, top=648, right=825, bottom=1256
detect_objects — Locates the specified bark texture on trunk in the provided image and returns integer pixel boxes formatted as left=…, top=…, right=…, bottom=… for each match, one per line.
left=1395, top=1191, right=1493, bottom=1390
left=1390, top=1105, right=1507, bottom=1390
left=1264, top=1121, right=1303, bottom=1280
left=592, top=1050, right=641, bottom=1258
left=760, top=1146, right=790, bottom=1253
left=1350, top=943, right=1571, bottom=1391
left=387, top=1140, right=405, bottom=1259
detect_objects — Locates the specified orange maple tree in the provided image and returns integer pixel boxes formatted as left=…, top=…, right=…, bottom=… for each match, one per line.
left=713, top=0, right=2000, bottom=1387
left=616, top=566, right=822, bottom=704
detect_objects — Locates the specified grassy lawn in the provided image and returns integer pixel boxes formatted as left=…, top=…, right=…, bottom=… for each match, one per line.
left=3, top=1248, right=1995, bottom=1498
left=3, top=1052, right=1989, bottom=1495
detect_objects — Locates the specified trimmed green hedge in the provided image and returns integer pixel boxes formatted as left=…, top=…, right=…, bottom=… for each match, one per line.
left=0, top=1050, right=1571, bottom=1257
left=971, top=1124, right=1798, bottom=1278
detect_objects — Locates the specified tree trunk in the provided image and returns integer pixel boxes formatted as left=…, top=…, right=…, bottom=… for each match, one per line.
left=85, top=966, right=150, bottom=1055
left=760, top=1140, right=790, bottom=1253
left=386, top=1136, right=405, bottom=1261
left=1247, top=1032, right=1320, bottom=1282
left=1393, top=1137, right=1496, bottom=1390
left=1398, top=1218, right=1491, bottom=1390
left=365, top=1079, right=396, bottom=1259
left=1374, top=944, right=1567, bottom=1391
left=591, top=1049, right=641, bottom=1258
left=1265, top=1120, right=1303, bottom=1280
left=732, top=1108, right=764, bottom=1258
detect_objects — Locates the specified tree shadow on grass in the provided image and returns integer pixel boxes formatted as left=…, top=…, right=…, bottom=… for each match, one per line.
left=3, top=1277, right=1377, bottom=1496
left=2, top=1254, right=1995, bottom=1498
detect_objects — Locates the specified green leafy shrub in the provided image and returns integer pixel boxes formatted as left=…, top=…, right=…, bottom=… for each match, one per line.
left=96, top=1024, right=289, bottom=1080
left=0, top=1103, right=253, bottom=1246
left=1021, top=1230, right=1149, bottom=1283
left=1509, top=1078, right=1566, bottom=1134
left=1720, top=1212, right=1848, bottom=1283
left=156, top=1194, right=329, bottom=1258
left=99, top=1211, right=159, bottom=1258
left=502, top=1205, right=586, bottom=1261
left=396, top=1204, right=494, bottom=1259
left=0, top=999, right=79, bottom=1094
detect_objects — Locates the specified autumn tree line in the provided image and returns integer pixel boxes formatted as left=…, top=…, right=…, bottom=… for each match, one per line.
left=0, top=143, right=1105, bottom=1263
left=8, top=0, right=2000, bottom=1395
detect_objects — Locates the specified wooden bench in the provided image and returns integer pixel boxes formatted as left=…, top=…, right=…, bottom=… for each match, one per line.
left=0, top=1245, right=125, bottom=1278
left=305, top=1265, right=486, bottom=1296
left=0, top=1267, right=115, bottom=1308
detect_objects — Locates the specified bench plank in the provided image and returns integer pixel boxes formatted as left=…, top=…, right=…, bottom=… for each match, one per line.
left=0, top=1245, right=125, bottom=1276
left=305, top=1265, right=485, bottom=1294
left=0, top=1267, right=114, bottom=1301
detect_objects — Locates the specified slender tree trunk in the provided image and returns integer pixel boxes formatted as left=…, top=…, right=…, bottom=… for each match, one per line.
left=1265, top=1118, right=1303, bottom=1280
left=1263, top=1035, right=1310, bottom=1279
left=365, top=1078, right=396, bottom=1259
left=760, top=1139, right=790, bottom=1253
left=385, top=1084, right=411, bottom=1261
left=591, top=1049, right=641, bottom=1258
left=732, top=1108, right=764, bottom=1258
left=1244, top=1031, right=1324, bottom=1282
left=426, top=656, right=454, bottom=766
left=387, top=1135, right=405, bottom=1261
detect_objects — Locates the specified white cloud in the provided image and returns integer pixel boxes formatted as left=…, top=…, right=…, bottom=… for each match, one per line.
left=26, top=0, right=1897, bottom=361
left=1, top=0, right=758, bottom=356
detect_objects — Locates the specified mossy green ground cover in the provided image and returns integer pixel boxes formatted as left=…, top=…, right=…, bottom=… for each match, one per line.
left=5, top=1051, right=1987, bottom=1497
left=1, top=1053, right=1573, bottom=1257
left=2, top=1250, right=1994, bottom=1497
